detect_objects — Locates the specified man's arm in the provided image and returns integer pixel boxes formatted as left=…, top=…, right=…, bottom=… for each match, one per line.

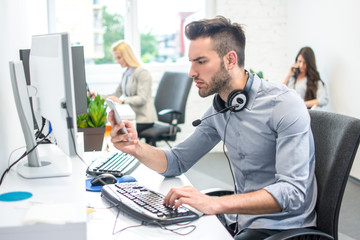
left=163, top=186, right=281, bottom=215
left=108, top=110, right=168, bottom=173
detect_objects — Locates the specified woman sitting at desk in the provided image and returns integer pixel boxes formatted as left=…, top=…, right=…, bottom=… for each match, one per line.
left=90, top=40, right=157, bottom=134
left=283, top=46, right=328, bottom=109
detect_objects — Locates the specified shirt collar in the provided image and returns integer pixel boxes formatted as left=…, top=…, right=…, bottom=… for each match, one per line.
left=245, top=73, right=261, bottom=110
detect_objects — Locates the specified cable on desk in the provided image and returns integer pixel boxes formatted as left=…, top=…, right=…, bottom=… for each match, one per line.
left=0, top=117, right=50, bottom=186
left=112, top=210, right=143, bottom=235
left=0, top=131, right=51, bottom=186
left=0, top=105, right=91, bottom=186
left=7, top=146, right=26, bottom=168
left=63, top=105, right=89, bottom=169
left=112, top=209, right=197, bottom=236
left=150, top=221, right=197, bottom=236
left=64, top=104, right=116, bottom=186
left=35, top=117, right=50, bottom=143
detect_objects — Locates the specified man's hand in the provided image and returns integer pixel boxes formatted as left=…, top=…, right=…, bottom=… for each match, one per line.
left=108, top=110, right=138, bottom=155
left=163, top=185, right=282, bottom=216
left=163, top=185, right=219, bottom=215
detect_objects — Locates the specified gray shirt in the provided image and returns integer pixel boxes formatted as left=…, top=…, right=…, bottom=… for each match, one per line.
left=287, top=77, right=329, bottom=107
left=162, top=74, right=317, bottom=231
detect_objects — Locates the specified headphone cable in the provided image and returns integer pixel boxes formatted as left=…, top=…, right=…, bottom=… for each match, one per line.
left=222, top=111, right=239, bottom=235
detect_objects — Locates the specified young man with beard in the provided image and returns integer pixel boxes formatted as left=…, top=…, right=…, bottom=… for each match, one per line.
left=108, top=16, right=317, bottom=240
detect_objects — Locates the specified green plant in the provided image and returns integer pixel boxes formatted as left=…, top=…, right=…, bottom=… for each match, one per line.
left=249, top=68, right=264, bottom=79
left=77, top=94, right=107, bottom=128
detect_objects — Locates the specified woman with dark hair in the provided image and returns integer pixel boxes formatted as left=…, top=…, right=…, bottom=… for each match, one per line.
left=283, top=47, right=328, bottom=109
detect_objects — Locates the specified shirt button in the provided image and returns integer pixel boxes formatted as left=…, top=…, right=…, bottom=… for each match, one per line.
left=241, top=155, right=245, bottom=159
left=236, top=132, right=240, bottom=137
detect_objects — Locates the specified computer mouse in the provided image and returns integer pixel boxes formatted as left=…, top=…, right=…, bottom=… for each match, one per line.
left=90, top=173, right=118, bottom=186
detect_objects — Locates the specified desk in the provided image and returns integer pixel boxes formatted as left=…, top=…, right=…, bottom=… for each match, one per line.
left=86, top=163, right=234, bottom=240
left=0, top=155, right=87, bottom=240
left=0, top=151, right=233, bottom=240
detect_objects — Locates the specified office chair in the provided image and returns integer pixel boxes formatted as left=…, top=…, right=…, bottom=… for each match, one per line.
left=138, top=72, right=192, bottom=147
left=206, top=110, right=360, bottom=240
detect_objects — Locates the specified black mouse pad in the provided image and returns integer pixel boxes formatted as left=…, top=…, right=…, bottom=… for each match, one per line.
left=85, top=175, right=136, bottom=192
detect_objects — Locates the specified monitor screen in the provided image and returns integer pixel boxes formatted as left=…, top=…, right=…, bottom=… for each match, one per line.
left=20, top=45, right=88, bottom=117
left=70, top=45, right=88, bottom=115
left=30, top=33, right=77, bottom=156
left=19, top=49, right=31, bottom=85
left=9, top=33, right=79, bottom=178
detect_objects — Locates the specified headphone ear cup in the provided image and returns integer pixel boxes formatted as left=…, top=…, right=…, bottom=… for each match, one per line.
left=227, top=90, right=248, bottom=112
left=213, top=94, right=227, bottom=112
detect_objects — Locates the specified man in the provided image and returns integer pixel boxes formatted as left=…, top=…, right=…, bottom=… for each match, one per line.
left=109, top=16, right=317, bottom=240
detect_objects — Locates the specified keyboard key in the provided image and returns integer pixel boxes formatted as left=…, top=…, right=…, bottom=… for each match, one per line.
left=87, top=152, right=140, bottom=177
left=101, top=182, right=201, bottom=225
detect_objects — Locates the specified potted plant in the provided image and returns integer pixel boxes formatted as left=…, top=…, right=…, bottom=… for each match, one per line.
left=77, top=94, right=107, bottom=151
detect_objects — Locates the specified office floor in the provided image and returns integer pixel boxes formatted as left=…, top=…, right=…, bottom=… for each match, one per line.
left=184, top=151, right=360, bottom=240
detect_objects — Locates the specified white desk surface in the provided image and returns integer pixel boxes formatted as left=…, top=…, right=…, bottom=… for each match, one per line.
left=0, top=151, right=233, bottom=240
left=86, top=163, right=233, bottom=240
left=0, top=155, right=87, bottom=240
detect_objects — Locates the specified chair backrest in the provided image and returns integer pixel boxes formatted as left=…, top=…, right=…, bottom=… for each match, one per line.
left=309, top=110, right=360, bottom=239
left=154, top=72, right=192, bottom=124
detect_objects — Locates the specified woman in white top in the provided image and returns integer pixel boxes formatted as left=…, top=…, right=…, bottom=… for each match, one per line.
left=283, top=47, right=328, bottom=109
left=90, top=40, right=158, bottom=134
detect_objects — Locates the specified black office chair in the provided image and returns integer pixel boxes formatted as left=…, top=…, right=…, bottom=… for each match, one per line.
left=206, top=110, right=360, bottom=240
left=138, top=72, right=192, bottom=147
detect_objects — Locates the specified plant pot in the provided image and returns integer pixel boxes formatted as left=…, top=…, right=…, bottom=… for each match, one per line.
left=77, top=127, right=106, bottom=151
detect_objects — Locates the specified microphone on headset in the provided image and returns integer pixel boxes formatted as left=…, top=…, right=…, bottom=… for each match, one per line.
left=192, top=104, right=239, bottom=127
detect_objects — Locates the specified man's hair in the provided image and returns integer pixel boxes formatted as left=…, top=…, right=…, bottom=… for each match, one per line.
left=185, top=16, right=246, bottom=67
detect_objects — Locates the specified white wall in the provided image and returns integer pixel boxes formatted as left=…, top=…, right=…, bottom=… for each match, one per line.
left=286, top=0, right=360, bottom=179
left=0, top=0, right=47, bottom=174
left=216, top=0, right=289, bottom=83
left=287, top=0, right=360, bottom=117
left=214, top=0, right=360, bottom=179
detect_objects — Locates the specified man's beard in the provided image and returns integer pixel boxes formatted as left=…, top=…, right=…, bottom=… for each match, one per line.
left=198, top=61, right=231, bottom=98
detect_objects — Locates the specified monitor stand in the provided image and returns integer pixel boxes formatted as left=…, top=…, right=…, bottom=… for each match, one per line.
left=10, top=61, right=72, bottom=179
left=17, top=144, right=72, bottom=179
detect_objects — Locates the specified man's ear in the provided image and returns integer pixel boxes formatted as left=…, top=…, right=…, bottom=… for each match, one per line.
left=224, top=51, right=237, bottom=70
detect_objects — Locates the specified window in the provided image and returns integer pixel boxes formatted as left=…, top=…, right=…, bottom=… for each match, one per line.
left=52, top=0, right=207, bottom=95
left=53, top=0, right=206, bottom=65
left=137, top=0, right=205, bottom=63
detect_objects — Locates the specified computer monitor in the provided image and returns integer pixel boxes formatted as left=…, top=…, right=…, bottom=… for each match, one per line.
left=69, top=45, right=88, bottom=115
left=9, top=33, right=79, bottom=178
left=19, top=49, right=31, bottom=85
left=20, top=45, right=88, bottom=117
left=19, top=49, right=39, bottom=130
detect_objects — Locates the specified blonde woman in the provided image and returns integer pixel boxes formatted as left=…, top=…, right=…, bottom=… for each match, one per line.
left=98, top=40, right=157, bottom=134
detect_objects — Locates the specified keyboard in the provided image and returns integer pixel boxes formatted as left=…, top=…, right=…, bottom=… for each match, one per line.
left=101, top=182, right=201, bottom=225
left=86, top=151, right=140, bottom=177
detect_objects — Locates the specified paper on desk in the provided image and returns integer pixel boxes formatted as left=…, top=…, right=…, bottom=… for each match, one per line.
left=23, top=203, right=80, bottom=225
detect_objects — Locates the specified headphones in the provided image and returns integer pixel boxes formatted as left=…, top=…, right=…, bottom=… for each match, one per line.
left=213, top=71, right=254, bottom=112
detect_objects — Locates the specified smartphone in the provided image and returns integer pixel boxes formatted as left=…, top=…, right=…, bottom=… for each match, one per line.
left=292, top=67, right=299, bottom=79
left=106, top=99, right=131, bottom=141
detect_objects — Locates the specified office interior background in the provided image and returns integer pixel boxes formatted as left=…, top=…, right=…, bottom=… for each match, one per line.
left=1, top=0, right=360, bottom=183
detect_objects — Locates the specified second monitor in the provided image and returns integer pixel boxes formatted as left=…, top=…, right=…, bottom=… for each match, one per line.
left=20, top=45, right=88, bottom=118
